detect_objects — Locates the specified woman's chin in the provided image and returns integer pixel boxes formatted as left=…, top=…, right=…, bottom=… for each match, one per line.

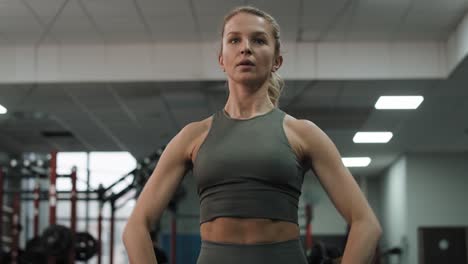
left=232, top=74, right=267, bottom=87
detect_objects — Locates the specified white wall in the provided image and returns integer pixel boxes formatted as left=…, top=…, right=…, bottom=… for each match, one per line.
left=406, top=152, right=468, bottom=264
left=378, top=152, right=468, bottom=264
left=367, top=176, right=382, bottom=226
left=447, top=11, right=468, bottom=73
left=380, top=155, right=408, bottom=264
left=0, top=41, right=448, bottom=84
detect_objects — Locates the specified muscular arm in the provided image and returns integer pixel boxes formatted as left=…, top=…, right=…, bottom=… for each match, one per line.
left=292, top=119, right=382, bottom=264
left=122, top=123, right=199, bottom=264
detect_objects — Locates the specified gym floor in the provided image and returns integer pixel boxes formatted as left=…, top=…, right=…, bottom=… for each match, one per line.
left=1, top=1, right=468, bottom=264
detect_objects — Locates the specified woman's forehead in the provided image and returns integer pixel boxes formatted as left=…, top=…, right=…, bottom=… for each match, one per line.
left=224, top=13, right=272, bottom=36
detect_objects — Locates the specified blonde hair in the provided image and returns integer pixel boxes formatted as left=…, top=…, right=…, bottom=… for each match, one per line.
left=220, top=6, right=284, bottom=107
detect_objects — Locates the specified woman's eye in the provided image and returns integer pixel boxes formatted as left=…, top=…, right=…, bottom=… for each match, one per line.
left=254, top=38, right=266, bottom=44
left=229, top=38, right=239, bottom=44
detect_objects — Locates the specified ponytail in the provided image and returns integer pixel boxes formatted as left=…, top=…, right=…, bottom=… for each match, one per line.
left=268, top=71, right=284, bottom=107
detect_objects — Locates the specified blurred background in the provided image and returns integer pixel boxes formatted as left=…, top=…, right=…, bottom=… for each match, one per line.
left=1, top=0, right=468, bottom=263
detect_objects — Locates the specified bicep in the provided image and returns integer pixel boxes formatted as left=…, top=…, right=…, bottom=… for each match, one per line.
left=129, top=124, right=194, bottom=228
left=301, top=121, right=371, bottom=224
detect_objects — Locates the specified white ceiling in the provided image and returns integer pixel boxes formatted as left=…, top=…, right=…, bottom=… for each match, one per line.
left=0, top=0, right=468, bottom=44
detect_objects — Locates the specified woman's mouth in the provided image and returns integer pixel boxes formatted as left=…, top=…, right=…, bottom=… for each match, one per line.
left=237, top=60, right=255, bottom=67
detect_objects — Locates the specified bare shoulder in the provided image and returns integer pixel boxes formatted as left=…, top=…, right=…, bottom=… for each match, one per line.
left=282, top=113, right=329, bottom=161
left=285, top=114, right=323, bottom=133
left=181, top=115, right=213, bottom=162
left=182, top=115, right=213, bottom=139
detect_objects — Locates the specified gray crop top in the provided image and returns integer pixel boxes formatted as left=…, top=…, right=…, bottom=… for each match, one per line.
left=192, top=107, right=307, bottom=225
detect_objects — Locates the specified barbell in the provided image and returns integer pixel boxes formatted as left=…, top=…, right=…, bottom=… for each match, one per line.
left=19, top=225, right=98, bottom=263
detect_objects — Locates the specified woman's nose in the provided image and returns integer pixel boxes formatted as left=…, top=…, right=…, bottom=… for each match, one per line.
left=240, top=40, right=252, bottom=54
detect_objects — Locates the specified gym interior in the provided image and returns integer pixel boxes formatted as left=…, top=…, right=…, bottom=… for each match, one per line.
left=1, top=1, right=468, bottom=264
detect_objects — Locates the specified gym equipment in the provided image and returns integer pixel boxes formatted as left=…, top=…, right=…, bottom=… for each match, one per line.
left=22, top=237, right=46, bottom=264
left=20, top=227, right=99, bottom=262
left=1, top=147, right=167, bottom=264
left=75, top=232, right=99, bottom=261
left=41, top=225, right=73, bottom=257
left=307, top=240, right=342, bottom=264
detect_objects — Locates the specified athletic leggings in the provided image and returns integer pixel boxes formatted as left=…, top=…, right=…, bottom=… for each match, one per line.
left=196, top=238, right=308, bottom=264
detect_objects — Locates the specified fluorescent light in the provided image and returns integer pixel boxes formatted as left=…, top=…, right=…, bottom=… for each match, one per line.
left=353, top=132, right=393, bottom=143
left=0, top=104, right=7, bottom=114
left=375, top=96, right=423, bottom=109
left=342, top=157, right=371, bottom=167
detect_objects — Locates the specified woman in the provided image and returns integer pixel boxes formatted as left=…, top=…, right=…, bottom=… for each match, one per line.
left=123, top=6, right=382, bottom=264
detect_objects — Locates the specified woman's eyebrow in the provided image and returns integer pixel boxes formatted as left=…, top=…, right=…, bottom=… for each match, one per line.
left=226, top=31, right=269, bottom=37
left=251, top=31, right=268, bottom=37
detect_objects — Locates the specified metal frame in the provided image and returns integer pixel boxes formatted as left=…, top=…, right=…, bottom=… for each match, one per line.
left=0, top=147, right=163, bottom=264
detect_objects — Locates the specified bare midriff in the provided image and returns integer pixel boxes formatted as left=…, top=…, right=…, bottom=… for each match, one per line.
left=200, top=217, right=300, bottom=244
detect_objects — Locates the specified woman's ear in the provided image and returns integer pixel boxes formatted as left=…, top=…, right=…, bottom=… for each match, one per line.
left=219, top=54, right=225, bottom=72
left=272, top=55, right=283, bottom=72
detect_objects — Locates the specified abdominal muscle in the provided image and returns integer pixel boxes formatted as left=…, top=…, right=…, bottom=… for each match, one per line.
left=200, top=217, right=300, bottom=244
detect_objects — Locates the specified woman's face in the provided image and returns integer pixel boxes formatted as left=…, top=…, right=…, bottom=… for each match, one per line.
left=219, top=12, right=282, bottom=87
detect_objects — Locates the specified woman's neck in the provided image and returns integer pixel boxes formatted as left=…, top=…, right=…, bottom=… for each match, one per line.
left=224, top=81, right=274, bottom=119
